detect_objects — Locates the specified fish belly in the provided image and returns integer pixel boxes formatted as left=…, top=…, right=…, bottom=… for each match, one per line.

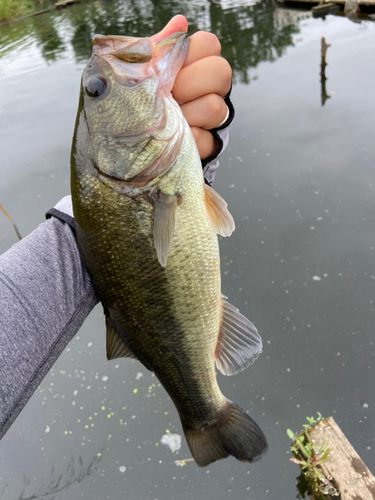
left=73, top=159, right=225, bottom=426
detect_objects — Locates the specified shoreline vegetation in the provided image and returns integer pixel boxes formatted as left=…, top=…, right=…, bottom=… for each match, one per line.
left=0, top=0, right=44, bottom=23
left=0, top=0, right=79, bottom=24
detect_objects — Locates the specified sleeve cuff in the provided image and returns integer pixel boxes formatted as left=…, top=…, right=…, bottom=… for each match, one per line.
left=45, top=195, right=76, bottom=232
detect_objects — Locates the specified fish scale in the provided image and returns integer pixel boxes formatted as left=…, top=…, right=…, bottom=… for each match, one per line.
left=71, top=30, right=267, bottom=466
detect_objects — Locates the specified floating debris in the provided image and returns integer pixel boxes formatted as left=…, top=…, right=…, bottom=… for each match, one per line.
left=102, top=375, right=108, bottom=382
left=312, top=275, right=322, bottom=281
left=87, top=342, right=93, bottom=348
left=362, top=402, right=369, bottom=409
left=175, top=458, right=194, bottom=467
left=161, top=433, right=182, bottom=452
left=135, top=372, right=143, bottom=380
left=44, top=425, right=50, bottom=434
left=119, top=466, right=126, bottom=473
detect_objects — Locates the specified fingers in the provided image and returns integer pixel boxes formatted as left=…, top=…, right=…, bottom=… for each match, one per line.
left=191, top=127, right=218, bottom=160
left=180, top=94, right=228, bottom=130
left=172, top=56, right=232, bottom=105
left=151, top=15, right=188, bottom=43
left=150, top=19, right=230, bottom=161
left=183, top=31, right=221, bottom=67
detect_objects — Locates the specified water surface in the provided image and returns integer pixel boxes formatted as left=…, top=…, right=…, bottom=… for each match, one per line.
left=1, top=1, right=374, bottom=498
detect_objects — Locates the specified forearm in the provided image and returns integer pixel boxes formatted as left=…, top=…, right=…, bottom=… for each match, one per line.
left=0, top=216, right=99, bottom=439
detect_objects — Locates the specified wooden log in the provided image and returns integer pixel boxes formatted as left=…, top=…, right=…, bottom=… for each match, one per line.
left=55, top=0, right=80, bottom=9
left=312, top=3, right=341, bottom=16
left=308, top=417, right=375, bottom=500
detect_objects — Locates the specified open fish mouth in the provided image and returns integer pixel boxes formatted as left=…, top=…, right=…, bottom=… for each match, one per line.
left=86, top=31, right=189, bottom=88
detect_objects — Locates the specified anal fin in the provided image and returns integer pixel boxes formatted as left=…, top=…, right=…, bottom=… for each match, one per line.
left=106, top=314, right=137, bottom=361
left=215, top=295, right=262, bottom=376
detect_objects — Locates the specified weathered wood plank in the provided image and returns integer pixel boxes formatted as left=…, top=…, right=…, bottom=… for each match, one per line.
left=55, top=0, right=80, bottom=8
left=309, top=417, right=375, bottom=500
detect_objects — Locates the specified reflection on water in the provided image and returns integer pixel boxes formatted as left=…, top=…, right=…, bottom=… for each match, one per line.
left=320, top=36, right=331, bottom=106
left=0, top=0, right=299, bottom=82
left=0, top=451, right=102, bottom=500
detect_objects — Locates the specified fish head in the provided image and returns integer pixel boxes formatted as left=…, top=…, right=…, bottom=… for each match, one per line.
left=75, top=32, right=189, bottom=182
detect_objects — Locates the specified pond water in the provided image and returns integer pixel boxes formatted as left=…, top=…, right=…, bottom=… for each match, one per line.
left=1, top=0, right=374, bottom=498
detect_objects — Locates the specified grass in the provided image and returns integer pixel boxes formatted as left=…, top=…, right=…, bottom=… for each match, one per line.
left=0, top=0, right=45, bottom=23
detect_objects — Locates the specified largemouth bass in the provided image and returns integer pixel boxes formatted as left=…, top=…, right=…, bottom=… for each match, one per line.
left=71, top=31, right=267, bottom=467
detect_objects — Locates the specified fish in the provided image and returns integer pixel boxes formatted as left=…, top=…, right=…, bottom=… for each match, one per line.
left=70, top=30, right=268, bottom=467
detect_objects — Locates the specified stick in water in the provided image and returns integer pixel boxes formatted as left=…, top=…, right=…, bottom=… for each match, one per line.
left=0, top=203, right=22, bottom=240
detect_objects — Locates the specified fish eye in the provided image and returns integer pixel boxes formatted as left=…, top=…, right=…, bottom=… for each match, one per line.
left=84, top=76, right=107, bottom=97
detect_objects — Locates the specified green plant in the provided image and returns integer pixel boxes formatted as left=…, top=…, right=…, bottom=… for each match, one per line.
left=287, top=413, right=332, bottom=491
left=0, top=0, right=31, bottom=23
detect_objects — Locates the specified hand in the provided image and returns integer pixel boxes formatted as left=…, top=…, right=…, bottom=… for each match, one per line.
left=152, top=16, right=232, bottom=160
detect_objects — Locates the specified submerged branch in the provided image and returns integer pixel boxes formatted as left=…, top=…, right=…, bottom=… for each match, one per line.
left=0, top=203, right=22, bottom=240
left=0, top=451, right=103, bottom=500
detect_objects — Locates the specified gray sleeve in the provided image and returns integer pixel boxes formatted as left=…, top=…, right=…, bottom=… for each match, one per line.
left=0, top=216, right=99, bottom=439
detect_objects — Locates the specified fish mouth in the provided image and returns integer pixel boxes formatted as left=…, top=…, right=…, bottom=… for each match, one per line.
left=86, top=31, right=189, bottom=89
left=92, top=31, right=188, bottom=62
left=92, top=34, right=154, bottom=63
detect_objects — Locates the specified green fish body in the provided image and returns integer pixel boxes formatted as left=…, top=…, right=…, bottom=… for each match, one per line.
left=71, top=32, right=267, bottom=466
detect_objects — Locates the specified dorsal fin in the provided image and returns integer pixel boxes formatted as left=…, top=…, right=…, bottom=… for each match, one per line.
left=204, top=184, right=235, bottom=237
left=215, top=295, right=262, bottom=376
left=153, top=192, right=177, bottom=267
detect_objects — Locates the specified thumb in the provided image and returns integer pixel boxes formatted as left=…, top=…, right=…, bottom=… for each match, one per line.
left=151, top=15, right=188, bottom=43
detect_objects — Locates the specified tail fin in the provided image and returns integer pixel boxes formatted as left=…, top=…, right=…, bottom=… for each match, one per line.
left=183, top=401, right=268, bottom=467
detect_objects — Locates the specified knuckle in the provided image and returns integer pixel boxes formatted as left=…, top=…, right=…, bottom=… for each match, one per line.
left=193, top=31, right=221, bottom=55
left=217, top=58, right=232, bottom=86
left=209, top=56, right=232, bottom=95
left=204, top=94, right=225, bottom=119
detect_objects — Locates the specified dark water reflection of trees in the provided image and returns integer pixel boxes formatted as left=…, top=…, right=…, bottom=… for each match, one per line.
left=0, top=0, right=299, bottom=83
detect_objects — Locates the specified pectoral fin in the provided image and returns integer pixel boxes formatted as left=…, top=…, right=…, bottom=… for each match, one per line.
left=204, top=184, right=235, bottom=237
left=105, top=315, right=137, bottom=361
left=215, top=295, right=262, bottom=376
left=153, top=192, right=177, bottom=267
